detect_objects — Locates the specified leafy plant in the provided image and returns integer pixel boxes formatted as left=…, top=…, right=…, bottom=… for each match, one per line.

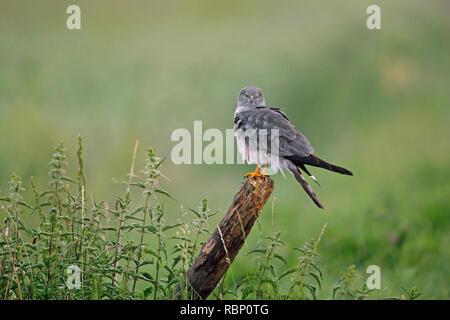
left=0, top=138, right=205, bottom=299
left=0, top=139, right=422, bottom=300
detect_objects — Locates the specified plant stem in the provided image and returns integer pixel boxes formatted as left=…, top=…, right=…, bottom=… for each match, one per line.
left=111, top=140, right=139, bottom=292
left=154, top=231, right=161, bottom=300
left=132, top=193, right=151, bottom=292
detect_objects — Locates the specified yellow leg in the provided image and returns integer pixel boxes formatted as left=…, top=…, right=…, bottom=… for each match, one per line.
left=244, top=164, right=262, bottom=177
left=244, top=164, right=270, bottom=178
left=261, top=163, right=269, bottom=176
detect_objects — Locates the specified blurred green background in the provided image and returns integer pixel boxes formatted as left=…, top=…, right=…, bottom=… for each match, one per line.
left=0, top=0, right=449, bottom=298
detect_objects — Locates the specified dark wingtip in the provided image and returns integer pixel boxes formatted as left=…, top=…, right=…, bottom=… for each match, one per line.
left=313, top=198, right=325, bottom=209
left=340, top=168, right=353, bottom=176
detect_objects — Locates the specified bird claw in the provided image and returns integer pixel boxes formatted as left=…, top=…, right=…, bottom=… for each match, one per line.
left=244, top=166, right=269, bottom=178
left=244, top=171, right=263, bottom=178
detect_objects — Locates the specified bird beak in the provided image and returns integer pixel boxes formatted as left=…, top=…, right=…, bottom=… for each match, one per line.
left=250, top=96, right=254, bottom=99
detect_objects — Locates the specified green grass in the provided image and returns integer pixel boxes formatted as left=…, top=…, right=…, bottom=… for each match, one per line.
left=0, top=0, right=449, bottom=298
left=0, top=141, right=422, bottom=300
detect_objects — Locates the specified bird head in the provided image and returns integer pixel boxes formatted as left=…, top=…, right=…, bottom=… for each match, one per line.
left=238, top=86, right=265, bottom=107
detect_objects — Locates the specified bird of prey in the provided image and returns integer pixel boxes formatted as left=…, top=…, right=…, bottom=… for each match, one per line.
left=234, top=86, right=353, bottom=209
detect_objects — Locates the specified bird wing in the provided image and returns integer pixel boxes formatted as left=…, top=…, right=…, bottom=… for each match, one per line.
left=235, top=106, right=314, bottom=157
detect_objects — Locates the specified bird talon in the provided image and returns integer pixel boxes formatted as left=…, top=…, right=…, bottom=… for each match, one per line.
left=244, top=165, right=269, bottom=178
left=244, top=171, right=263, bottom=178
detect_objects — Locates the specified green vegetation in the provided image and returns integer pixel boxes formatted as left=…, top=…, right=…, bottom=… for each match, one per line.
left=0, top=141, right=421, bottom=299
left=0, top=0, right=448, bottom=299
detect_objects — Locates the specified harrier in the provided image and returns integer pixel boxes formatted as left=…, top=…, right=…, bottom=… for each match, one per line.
left=234, top=86, right=353, bottom=209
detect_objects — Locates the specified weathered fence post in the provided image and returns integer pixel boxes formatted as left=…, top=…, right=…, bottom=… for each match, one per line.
left=174, top=175, right=274, bottom=299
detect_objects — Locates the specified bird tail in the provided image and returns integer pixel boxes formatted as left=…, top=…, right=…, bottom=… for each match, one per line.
left=302, top=155, right=353, bottom=176
left=286, top=160, right=324, bottom=209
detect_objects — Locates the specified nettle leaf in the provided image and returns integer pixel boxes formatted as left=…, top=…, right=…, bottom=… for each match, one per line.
left=39, top=190, right=54, bottom=198
left=138, top=260, right=154, bottom=267
left=208, top=210, right=220, bottom=217
left=274, top=253, right=288, bottom=266
left=189, top=208, right=201, bottom=218
left=279, top=268, right=297, bottom=280
left=293, top=247, right=306, bottom=255
left=154, top=156, right=166, bottom=169
left=236, top=275, right=253, bottom=289
left=304, top=284, right=317, bottom=300
left=172, top=255, right=181, bottom=268
left=310, top=263, right=322, bottom=279
left=162, top=223, right=181, bottom=232
left=130, top=182, right=146, bottom=189
left=309, top=272, right=322, bottom=289
left=61, top=176, right=76, bottom=184
left=269, top=265, right=276, bottom=277
left=164, top=265, right=174, bottom=276
left=17, top=201, right=33, bottom=209
left=135, top=274, right=155, bottom=284
left=144, top=248, right=159, bottom=258
left=155, top=189, right=175, bottom=201
left=171, top=236, right=191, bottom=242
left=246, top=248, right=266, bottom=255
left=144, top=225, right=158, bottom=233
left=57, top=216, right=71, bottom=222
left=125, top=215, right=144, bottom=222
left=141, top=272, right=154, bottom=281
left=106, top=208, right=120, bottom=217
left=100, top=227, right=116, bottom=232
left=332, top=286, right=342, bottom=299
left=143, top=287, right=153, bottom=298
left=36, top=202, right=51, bottom=209
left=129, top=206, right=144, bottom=216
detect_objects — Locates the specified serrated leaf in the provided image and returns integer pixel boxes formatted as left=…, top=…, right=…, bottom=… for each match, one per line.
left=208, top=210, right=220, bottom=217
left=274, top=253, right=288, bottom=266
left=332, top=286, right=341, bottom=299
left=129, top=206, right=144, bottom=216
left=246, top=248, right=266, bottom=255
left=189, top=208, right=201, bottom=218
left=304, top=284, right=317, bottom=300
left=100, top=227, right=116, bottom=232
left=293, top=247, right=306, bottom=255
left=61, top=176, right=76, bottom=183
left=130, top=182, right=146, bottom=189
left=279, top=268, right=296, bottom=280
left=138, top=260, right=154, bottom=267
left=145, top=225, right=158, bottom=233
left=162, top=223, right=181, bottom=232
left=155, top=189, right=175, bottom=200
left=172, top=255, right=181, bottom=268
left=310, top=263, right=322, bottom=279
left=309, top=272, right=322, bottom=289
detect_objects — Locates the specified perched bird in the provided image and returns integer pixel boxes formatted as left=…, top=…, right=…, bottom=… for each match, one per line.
left=234, top=86, right=353, bottom=209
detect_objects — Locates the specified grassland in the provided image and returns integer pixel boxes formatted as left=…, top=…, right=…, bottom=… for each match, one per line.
left=0, top=0, right=449, bottom=298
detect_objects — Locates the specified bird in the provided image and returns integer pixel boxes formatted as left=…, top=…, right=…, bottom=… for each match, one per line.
left=233, top=86, right=353, bottom=209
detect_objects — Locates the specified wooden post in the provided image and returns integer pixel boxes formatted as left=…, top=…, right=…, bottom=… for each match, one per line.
left=174, top=175, right=274, bottom=300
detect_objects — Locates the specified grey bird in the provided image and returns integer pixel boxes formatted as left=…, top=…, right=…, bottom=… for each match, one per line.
left=234, top=86, right=353, bottom=209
